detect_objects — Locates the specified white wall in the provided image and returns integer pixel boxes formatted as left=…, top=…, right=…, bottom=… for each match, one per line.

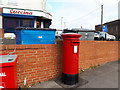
left=0, top=0, right=46, bottom=11
left=0, top=16, right=2, bottom=28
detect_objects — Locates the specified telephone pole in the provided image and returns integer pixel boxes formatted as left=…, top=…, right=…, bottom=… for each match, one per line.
left=64, top=22, right=66, bottom=29
left=61, top=17, right=63, bottom=30
left=101, top=5, right=103, bottom=31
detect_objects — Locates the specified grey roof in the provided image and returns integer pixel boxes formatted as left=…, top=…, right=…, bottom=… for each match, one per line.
left=65, top=29, right=95, bottom=32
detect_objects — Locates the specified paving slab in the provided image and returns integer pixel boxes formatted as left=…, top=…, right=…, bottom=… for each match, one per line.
left=31, top=80, right=62, bottom=88
left=32, top=60, right=118, bottom=88
left=79, top=61, right=118, bottom=88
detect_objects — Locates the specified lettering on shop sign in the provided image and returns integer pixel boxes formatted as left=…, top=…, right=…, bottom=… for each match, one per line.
left=10, top=9, right=33, bottom=15
left=0, top=72, right=6, bottom=77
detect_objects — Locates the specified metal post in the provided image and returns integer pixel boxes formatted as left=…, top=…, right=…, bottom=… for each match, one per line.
left=101, top=5, right=103, bottom=31
left=61, top=17, right=63, bottom=30
left=64, top=22, right=66, bottom=29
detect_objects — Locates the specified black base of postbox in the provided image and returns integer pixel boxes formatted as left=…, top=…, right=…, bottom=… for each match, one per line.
left=62, top=73, right=79, bottom=85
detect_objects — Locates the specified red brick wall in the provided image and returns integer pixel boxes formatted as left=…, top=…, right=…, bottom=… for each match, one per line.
left=0, top=41, right=118, bottom=87
left=79, top=41, right=118, bottom=69
left=0, top=43, right=63, bottom=87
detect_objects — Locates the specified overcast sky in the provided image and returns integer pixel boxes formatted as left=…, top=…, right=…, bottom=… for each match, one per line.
left=47, top=0, right=119, bottom=30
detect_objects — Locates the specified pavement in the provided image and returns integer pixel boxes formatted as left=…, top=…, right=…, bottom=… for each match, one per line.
left=31, top=60, right=118, bottom=88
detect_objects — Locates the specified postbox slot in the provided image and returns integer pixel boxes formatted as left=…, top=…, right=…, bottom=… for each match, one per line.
left=72, top=41, right=80, bottom=43
left=8, top=58, right=13, bottom=61
left=71, top=41, right=80, bottom=46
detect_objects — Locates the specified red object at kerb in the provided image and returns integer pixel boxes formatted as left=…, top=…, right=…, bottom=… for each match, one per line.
left=62, top=33, right=82, bottom=75
left=0, top=54, right=18, bottom=88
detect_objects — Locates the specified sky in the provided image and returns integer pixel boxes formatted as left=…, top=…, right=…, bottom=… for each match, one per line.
left=47, top=0, right=119, bottom=30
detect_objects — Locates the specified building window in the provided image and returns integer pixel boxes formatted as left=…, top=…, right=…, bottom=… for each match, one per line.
left=8, top=0, right=17, bottom=5
left=4, top=18, right=19, bottom=33
left=4, top=17, right=34, bottom=33
left=20, top=19, right=33, bottom=27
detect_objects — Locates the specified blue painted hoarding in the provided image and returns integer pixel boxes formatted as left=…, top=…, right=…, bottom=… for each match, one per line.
left=15, top=29, right=56, bottom=44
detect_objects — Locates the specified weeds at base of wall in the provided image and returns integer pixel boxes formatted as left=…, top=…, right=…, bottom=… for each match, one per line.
left=79, top=65, right=85, bottom=74
left=48, top=77, right=52, bottom=81
left=78, top=64, right=101, bottom=75
left=79, top=69, right=84, bottom=74
left=39, top=81, right=42, bottom=84
left=31, top=83, right=36, bottom=87
left=22, top=81, right=42, bottom=88
left=23, top=84, right=28, bottom=88
left=31, top=81, right=42, bottom=87
left=89, top=64, right=100, bottom=69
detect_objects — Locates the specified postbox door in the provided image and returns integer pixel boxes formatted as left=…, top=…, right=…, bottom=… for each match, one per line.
left=71, top=41, right=80, bottom=74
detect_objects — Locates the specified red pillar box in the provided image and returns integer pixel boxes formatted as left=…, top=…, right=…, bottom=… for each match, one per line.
left=0, top=54, right=18, bottom=88
left=61, top=33, right=82, bottom=85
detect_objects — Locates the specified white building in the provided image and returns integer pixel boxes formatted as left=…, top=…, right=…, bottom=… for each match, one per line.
left=0, top=0, right=48, bottom=11
left=0, top=0, right=52, bottom=37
